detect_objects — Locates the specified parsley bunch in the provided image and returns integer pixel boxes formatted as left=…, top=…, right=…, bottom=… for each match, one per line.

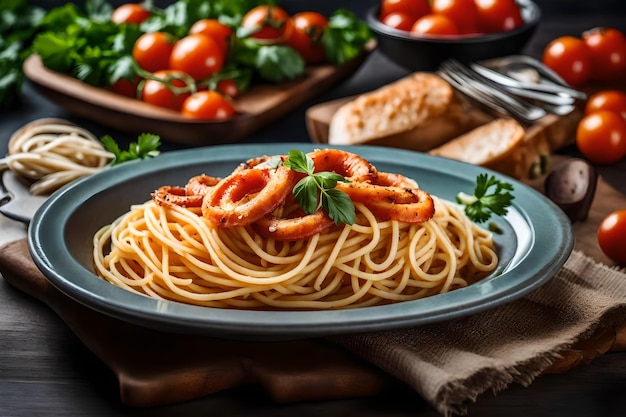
left=456, top=174, right=515, bottom=223
left=283, top=150, right=356, bottom=226
left=101, top=133, right=161, bottom=166
left=0, top=0, right=45, bottom=109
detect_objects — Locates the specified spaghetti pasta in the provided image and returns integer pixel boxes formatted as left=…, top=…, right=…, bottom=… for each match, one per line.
left=93, top=149, right=498, bottom=310
left=0, top=118, right=113, bottom=195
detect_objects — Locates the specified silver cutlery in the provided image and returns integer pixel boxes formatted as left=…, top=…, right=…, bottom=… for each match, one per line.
left=438, top=57, right=585, bottom=125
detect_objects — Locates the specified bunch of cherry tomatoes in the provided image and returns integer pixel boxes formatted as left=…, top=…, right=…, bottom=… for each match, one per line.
left=110, top=3, right=330, bottom=120
left=542, top=27, right=626, bottom=87
left=576, top=89, right=626, bottom=266
left=378, top=0, right=524, bottom=37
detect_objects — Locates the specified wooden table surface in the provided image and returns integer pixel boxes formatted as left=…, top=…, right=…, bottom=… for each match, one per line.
left=1, top=1, right=626, bottom=416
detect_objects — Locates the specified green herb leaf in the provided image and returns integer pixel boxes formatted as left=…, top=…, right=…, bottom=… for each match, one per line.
left=322, top=9, right=373, bottom=66
left=284, top=149, right=314, bottom=174
left=254, top=44, right=305, bottom=83
left=101, top=133, right=161, bottom=166
left=284, top=150, right=355, bottom=225
left=456, top=173, right=515, bottom=223
left=0, top=0, right=45, bottom=109
left=322, top=188, right=356, bottom=225
left=293, top=176, right=320, bottom=214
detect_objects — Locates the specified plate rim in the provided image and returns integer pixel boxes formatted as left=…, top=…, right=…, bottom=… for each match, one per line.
left=28, top=143, right=574, bottom=340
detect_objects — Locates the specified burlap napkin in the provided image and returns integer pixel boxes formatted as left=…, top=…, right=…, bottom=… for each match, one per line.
left=332, top=250, right=626, bottom=415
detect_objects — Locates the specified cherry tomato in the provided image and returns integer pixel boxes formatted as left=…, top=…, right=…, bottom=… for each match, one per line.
left=111, top=3, right=151, bottom=25
left=576, top=110, right=626, bottom=165
left=182, top=91, right=235, bottom=120
left=188, top=19, right=233, bottom=56
left=216, top=79, right=239, bottom=98
left=585, top=90, right=626, bottom=122
left=597, top=209, right=626, bottom=265
left=241, top=5, right=293, bottom=44
left=286, top=11, right=328, bottom=64
left=380, top=0, right=431, bottom=21
left=474, top=0, right=524, bottom=33
left=111, top=77, right=140, bottom=98
left=410, top=14, right=459, bottom=37
left=542, top=36, right=591, bottom=87
left=132, top=31, right=176, bottom=73
left=381, top=12, right=415, bottom=32
left=431, top=0, right=479, bottom=34
left=169, top=34, right=225, bottom=81
left=141, top=70, right=192, bottom=111
left=582, top=27, right=626, bottom=83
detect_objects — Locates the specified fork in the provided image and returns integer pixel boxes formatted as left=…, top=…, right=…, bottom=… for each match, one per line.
left=438, top=59, right=548, bottom=125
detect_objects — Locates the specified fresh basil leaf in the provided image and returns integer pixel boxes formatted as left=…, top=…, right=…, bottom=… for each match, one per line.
left=322, top=188, right=356, bottom=225
left=293, top=177, right=320, bottom=214
left=254, top=45, right=305, bottom=83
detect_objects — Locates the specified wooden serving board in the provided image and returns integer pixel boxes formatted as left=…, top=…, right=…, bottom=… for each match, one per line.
left=306, top=78, right=626, bottom=167
left=23, top=46, right=372, bottom=146
left=306, top=90, right=582, bottom=157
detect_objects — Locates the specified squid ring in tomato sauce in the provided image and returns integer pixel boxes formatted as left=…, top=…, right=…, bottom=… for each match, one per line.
left=202, top=166, right=295, bottom=227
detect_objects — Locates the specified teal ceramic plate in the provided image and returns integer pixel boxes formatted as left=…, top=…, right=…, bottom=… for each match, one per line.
left=28, top=144, right=573, bottom=340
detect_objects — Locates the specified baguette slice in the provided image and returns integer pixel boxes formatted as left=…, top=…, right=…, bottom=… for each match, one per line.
left=328, top=72, right=454, bottom=146
left=429, top=118, right=525, bottom=167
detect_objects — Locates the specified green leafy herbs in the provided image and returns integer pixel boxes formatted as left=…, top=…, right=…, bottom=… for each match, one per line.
left=33, top=0, right=143, bottom=87
left=232, top=39, right=305, bottom=84
left=0, top=0, right=45, bottom=109
left=283, top=150, right=355, bottom=226
left=322, top=9, right=373, bottom=66
left=101, top=133, right=161, bottom=166
left=456, top=174, right=515, bottom=224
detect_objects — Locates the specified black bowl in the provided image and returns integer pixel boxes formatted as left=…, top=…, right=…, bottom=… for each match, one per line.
left=367, top=0, right=541, bottom=71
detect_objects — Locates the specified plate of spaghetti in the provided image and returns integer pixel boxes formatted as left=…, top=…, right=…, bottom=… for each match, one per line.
left=29, top=144, right=573, bottom=340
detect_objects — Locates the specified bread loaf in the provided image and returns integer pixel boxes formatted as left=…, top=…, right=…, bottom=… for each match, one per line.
left=429, top=118, right=525, bottom=165
left=429, top=118, right=556, bottom=181
left=328, top=72, right=492, bottom=150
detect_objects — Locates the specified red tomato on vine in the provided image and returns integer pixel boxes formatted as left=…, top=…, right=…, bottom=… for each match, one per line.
left=576, top=110, right=626, bottom=165
left=241, top=5, right=293, bottom=44
left=582, top=27, right=626, bottom=83
left=188, top=19, right=234, bottom=56
left=431, top=0, right=480, bottom=34
left=132, top=31, right=176, bottom=73
left=286, top=11, right=329, bottom=64
left=598, top=210, right=626, bottom=266
left=474, top=0, right=524, bottom=33
left=169, top=34, right=225, bottom=81
left=141, top=70, right=192, bottom=111
left=380, top=0, right=431, bottom=21
left=182, top=91, right=235, bottom=120
left=542, top=36, right=591, bottom=87
left=111, top=3, right=151, bottom=25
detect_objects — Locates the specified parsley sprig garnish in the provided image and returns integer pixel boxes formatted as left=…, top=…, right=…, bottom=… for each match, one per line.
left=283, top=150, right=356, bottom=226
left=456, top=173, right=515, bottom=223
left=101, top=133, right=161, bottom=166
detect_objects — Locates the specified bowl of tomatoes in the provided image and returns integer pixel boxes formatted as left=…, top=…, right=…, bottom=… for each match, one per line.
left=368, top=0, right=541, bottom=71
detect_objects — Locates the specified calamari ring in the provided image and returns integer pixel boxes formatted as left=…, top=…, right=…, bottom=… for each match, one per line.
left=253, top=210, right=335, bottom=241
left=186, top=174, right=221, bottom=196
left=365, top=188, right=435, bottom=223
left=374, top=172, right=419, bottom=188
left=336, top=171, right=435, bottom=223
left=152, top=185, right=203, bottom=208
left=202, top=166, right=295, bottom=227
left=309, top=149, right=377, bottom=181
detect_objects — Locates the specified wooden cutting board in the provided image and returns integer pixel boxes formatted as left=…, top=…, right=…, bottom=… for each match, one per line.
left=23, top=44, right=373, bottom=146
left=306, top=90, right=582, bottom=154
